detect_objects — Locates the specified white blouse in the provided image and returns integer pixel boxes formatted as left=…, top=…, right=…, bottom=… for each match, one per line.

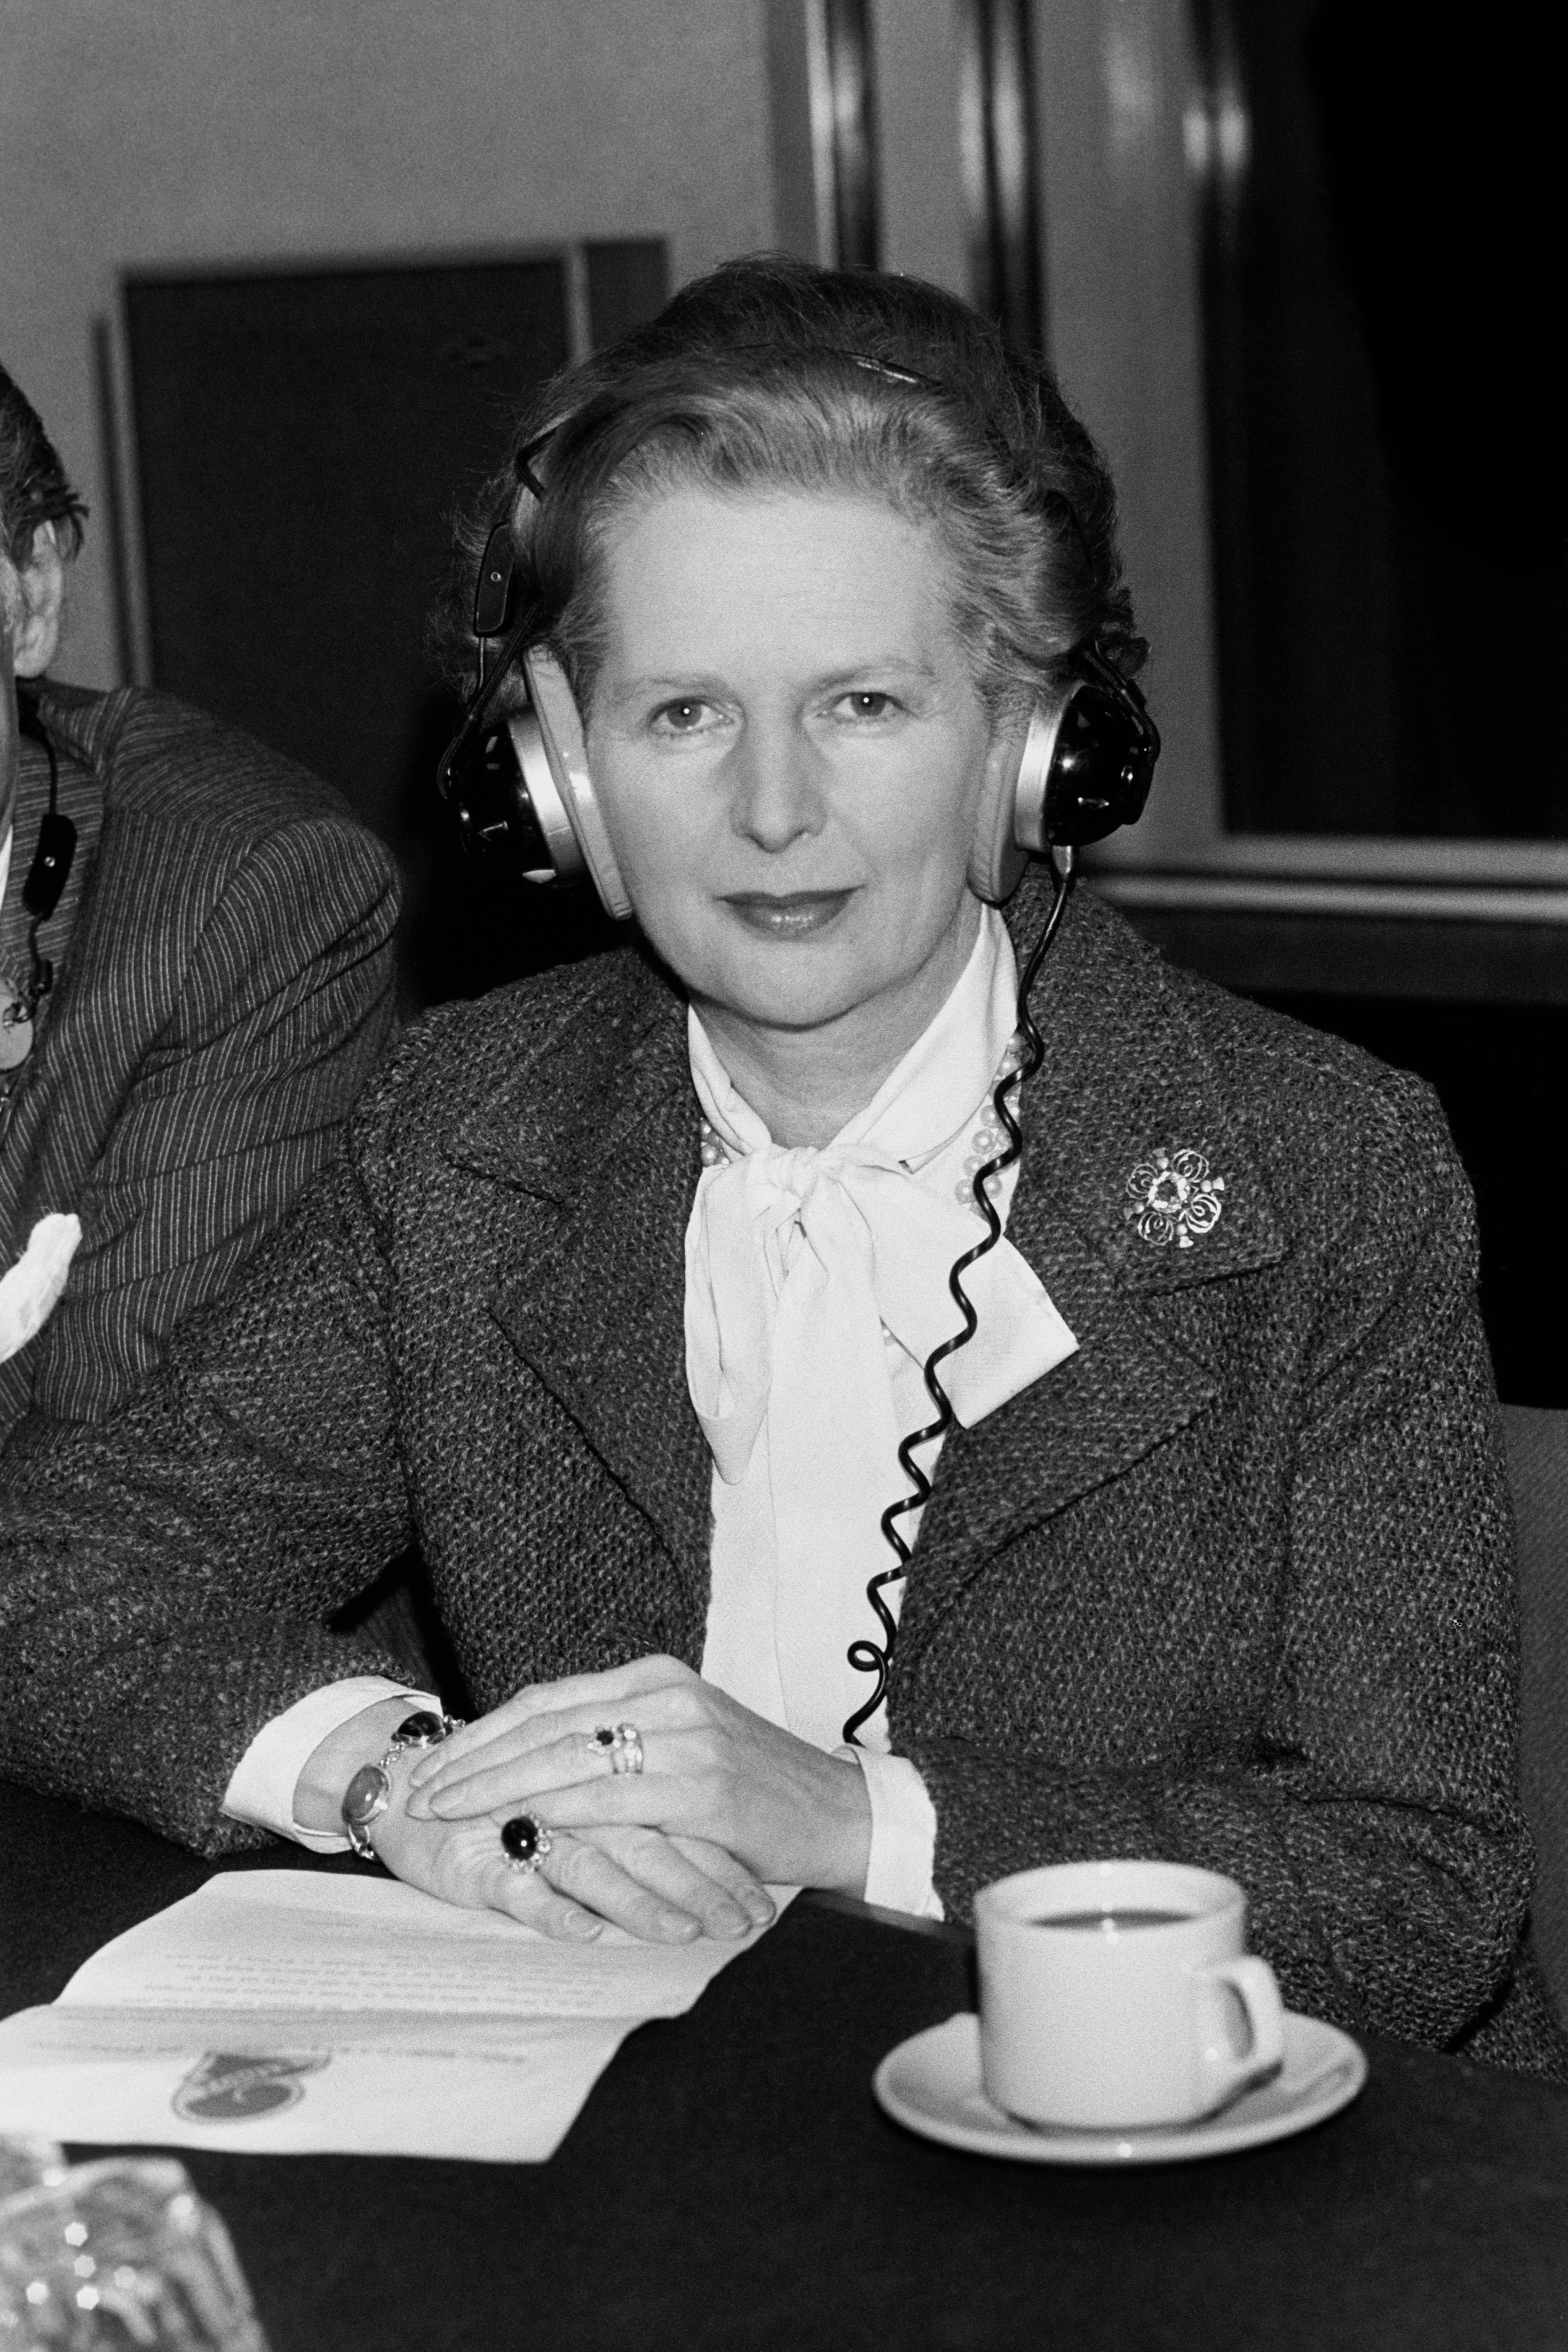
left=224, top=909, right=1079, bottom=1911
left=687, top=909, right=1077, bottom=1907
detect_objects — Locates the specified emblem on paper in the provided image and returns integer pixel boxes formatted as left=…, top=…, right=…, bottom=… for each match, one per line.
left=174, top=2050, right=330, bottom=2123
left=1125, top=1147, right=1226, bottom=1250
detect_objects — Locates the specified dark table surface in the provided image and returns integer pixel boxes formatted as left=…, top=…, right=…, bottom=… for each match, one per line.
left=4, top=1782, right=1567, bottom=2352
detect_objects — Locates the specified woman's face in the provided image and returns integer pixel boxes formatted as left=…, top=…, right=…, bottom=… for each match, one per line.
left=584, top=487, right=1008, bottom=1053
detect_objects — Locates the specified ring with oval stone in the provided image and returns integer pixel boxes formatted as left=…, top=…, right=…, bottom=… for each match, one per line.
left=340, top=1708, right=464, bottom=1859
left=499, top=1813, right=553, bottom=1874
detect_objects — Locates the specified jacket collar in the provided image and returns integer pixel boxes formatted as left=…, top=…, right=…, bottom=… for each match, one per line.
left=447, top=883, right=1287, bottom=1609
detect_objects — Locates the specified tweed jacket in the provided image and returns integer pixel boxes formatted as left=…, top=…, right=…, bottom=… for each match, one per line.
left=0, top=681, right=398, bottom=1444
left=0, top=882, right=1560, bottom=2077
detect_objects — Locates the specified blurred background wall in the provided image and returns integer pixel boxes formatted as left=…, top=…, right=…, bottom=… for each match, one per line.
left=2, top=0, right=1561, bottom=1397
left=0, top=0, right=774, bottom=693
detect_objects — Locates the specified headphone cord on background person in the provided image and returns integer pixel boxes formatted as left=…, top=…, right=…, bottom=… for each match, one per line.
left=2, top=691, right=77, bottom=1095
left=12, top=691, right=72, bottom=1017
left=841, top=847, right=1077, bottom=1745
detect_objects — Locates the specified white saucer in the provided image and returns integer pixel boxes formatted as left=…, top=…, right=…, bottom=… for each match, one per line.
left=873, top=2010, right=1367, bottom=2165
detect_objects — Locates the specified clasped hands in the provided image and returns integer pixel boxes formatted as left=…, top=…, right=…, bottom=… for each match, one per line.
left=338, top=1657, right=873, bottom=1946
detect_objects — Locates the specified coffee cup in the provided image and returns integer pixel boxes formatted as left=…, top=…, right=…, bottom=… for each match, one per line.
left=974, top=1859, right=1285, bottom=2130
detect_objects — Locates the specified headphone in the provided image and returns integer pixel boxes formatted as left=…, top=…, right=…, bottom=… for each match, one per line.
left=12, top=687, right=79, bottom=970
left=437, top=580, right=634, bottom=922
left=436, top=485, right=1159, bottom=921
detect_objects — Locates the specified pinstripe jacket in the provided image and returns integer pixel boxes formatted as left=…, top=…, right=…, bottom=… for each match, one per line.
left=0, top=883, right=1561, bottom=2076
left=0, top=682, right=398, bottom=1444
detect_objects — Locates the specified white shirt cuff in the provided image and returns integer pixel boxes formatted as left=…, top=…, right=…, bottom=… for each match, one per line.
left=222, top=1677, right=435, bottom=1851
left=846, top=1748, right=944, bottom=1919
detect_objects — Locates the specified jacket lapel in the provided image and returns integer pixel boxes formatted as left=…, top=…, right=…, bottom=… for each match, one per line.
left=446, top=953, right=714, bottom=1597
left=907, top=1196, right=1218, bottom=1600
left=899, top=882, right=1288, bottom=1647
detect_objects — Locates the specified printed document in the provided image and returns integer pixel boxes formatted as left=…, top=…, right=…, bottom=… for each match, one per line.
left=0, top=1870, right=791, bottom=2161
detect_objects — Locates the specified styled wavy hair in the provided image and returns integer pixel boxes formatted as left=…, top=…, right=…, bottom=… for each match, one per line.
left=434, top=254, right=1144, bottom=723
left=0, top=363, right=87, bottom=569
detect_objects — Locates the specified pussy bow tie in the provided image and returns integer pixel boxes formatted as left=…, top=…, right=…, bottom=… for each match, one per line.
left=683, top=1039, right=1077, bottom=1490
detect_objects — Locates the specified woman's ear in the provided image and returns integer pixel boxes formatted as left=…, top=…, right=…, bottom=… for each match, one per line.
left=7, top=524, right=66, bottom=678
left=966, top=715, right=1032, bottom=906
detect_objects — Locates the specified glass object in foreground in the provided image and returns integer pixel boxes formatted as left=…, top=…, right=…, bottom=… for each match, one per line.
left=0, top=2157, right=268, bottom=2350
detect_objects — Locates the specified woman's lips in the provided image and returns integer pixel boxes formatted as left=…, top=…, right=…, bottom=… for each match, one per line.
left=720, top=890, right=857, bottom=937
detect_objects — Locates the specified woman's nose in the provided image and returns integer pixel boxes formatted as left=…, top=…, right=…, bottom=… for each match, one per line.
left=724, top=725, right=826, bottom=852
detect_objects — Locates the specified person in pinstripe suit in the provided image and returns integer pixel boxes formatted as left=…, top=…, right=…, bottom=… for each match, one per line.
left=0, top=361, right=399, bottom=1446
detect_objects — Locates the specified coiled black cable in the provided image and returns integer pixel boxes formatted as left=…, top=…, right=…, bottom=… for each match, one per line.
left=841, top=850, right=1076, bottom=1745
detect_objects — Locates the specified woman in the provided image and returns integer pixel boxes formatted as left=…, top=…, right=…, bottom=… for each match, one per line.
left=0, top=257, right=1558, bottom=2074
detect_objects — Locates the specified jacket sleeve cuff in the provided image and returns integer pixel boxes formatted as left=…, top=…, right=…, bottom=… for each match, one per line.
left=840, top=1747, right=945, bottom=1919
left=222, top=1677, right=434, bottom=1851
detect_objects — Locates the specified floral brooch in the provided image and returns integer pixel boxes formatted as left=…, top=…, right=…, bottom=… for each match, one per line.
left=1125, top=1147, right=1226, bottom=1250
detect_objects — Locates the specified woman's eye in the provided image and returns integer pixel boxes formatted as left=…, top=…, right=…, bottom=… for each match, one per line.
left=651, top=698, right=715, bottom=735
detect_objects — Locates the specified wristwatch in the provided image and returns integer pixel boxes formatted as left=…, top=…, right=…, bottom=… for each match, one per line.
left=341, top=1708, right=463, bottom=1859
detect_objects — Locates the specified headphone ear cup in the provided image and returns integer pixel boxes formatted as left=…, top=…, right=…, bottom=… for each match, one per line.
left=1037, top=672, right=1159, bottom=846
left=520, top=650, right=634, bottom=921
left=1006, top=700, right=1065, bottom=859
left=1000, top=671, right=1160, bottom=859
left=508, top=712, right=587, bottom=882
left=438, top=707, right=582, bottom=884
left=966, top=722, right=1035, bottom=906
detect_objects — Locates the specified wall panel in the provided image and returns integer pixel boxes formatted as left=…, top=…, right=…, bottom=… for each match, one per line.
left=0, top=0, right=772, bottom=692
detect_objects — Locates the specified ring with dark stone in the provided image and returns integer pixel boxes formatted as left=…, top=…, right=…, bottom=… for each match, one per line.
left=393, top=1710, right=454, bottom=1750
left=499, top=1814, right=553, bottom=1874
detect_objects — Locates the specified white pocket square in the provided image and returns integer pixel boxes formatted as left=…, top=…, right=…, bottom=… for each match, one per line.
left=0, top=1213, right=82, bottom=1363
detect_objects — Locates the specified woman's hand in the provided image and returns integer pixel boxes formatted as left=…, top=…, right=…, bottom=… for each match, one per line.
left=294, top=1697, right=772, bottom=1944
left=404, top=1656, right=874, bottom=1896
left=372, top=1773, right=774, bottom=1944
